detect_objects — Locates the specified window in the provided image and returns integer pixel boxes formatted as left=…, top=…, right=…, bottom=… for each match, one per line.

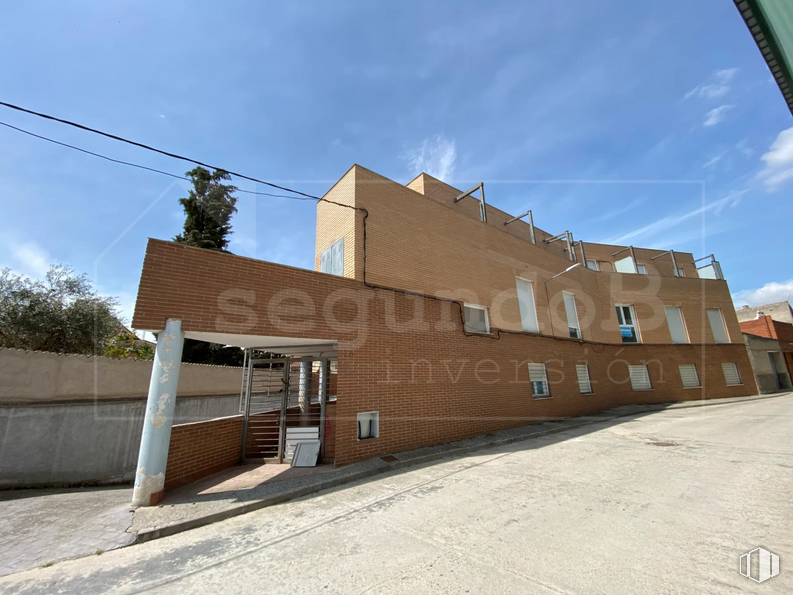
left=614, top=255, right=637, bottom=274
left=464, top=303, right=489, bottom=333
left=616, top=305, right=639, bottom=343
left=528, top=363, right=551, bottom=398
left=676, top=267, right=685, bottom=277
left=515, top=278, right=539, bottom=333
left=586, top=259, right=600, bottom=271
left=576, top=364, right=593, bottom=394
left=320, top=238, right=344, bottom=276
left=722, top=363, right=742, bottom=386
left=563, top=292, right=581, bottom=339
left=637, top=264, right=647, bottom=274
left=678, top=364, right=701, bottom=388
left=707, top=308, right=730, bottom=344
left=357, top=411, right=379, bottom=440
left=664, top=306, right=689, bottom=344
left=628, top=364, right=652, bottom=391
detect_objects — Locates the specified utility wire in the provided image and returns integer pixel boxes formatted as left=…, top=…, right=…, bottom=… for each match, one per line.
left=0, top=120, right=318, bottom=201
left=0, top=100, right=323, bottom=200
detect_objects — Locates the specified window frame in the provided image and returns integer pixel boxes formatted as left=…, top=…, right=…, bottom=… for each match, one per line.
left=706, top=308, right=730, bottom=344
left=563, top=291, right=581, bottom=339
left=615, top=304, right=640, bottom=343
left=722, top=362, right=742, bottom=386
left=528, top=362, right=551, bottom=399
left=575, top=364, right=593, bottom=394
left=678, top=364, right=701, bottom=389
left=636, top=263, right=647, bottom=274
left=515, top=277, right=540, bottom=333
left=320, top=238, right=344, bottom=277
left=586, top=259, right=600, bottom=271
left=628, top=364, right=653, bottom=391
left=664, top=305, right=690, bottom=344
left=463, top=302, right=490, bottom=334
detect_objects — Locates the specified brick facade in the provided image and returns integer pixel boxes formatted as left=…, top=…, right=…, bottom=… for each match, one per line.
left=164, top=415, right=243, bottom=492
left=134, top=238, right=755, bottom=468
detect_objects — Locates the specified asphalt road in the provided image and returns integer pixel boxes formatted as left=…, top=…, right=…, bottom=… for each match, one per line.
left=2, top=395, right=791, bottom=594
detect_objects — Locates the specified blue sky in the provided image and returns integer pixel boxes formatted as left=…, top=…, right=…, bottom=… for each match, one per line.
left=1, top=0, right=791, bottom=326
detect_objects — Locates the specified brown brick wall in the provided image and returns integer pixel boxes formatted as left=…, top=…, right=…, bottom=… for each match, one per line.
left=164, top=415, right=243, bottom=492
left=134, top=240, right=755, bottom=469
left=343, top=166, right=742, bottom=346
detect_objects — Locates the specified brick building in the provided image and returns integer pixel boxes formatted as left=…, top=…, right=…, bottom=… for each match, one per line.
left=131, top=164, right=755, bottom=504
left=739, top=312, right=793, bottom=393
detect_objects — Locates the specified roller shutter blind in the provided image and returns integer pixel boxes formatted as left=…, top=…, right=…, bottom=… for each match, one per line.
left=528, top=363, right=550, bottom=398
left=665, top=306, right=689, bottom=344
left=563, top=292, right=580, bottom=338
left=331, top=238, right=344, bottom=277
left=516, top=278, right=539, bottom=333
left=576, top=364, right=592, bottom=394
left=320, top=247, right=331, bottom=273
left=707, top=309, right=729, bottom=344
left=678, top=364, right=700, bottom=388
left=722, top=363, right=742, bottom=386
left=628, top=365, right=652, bottom=391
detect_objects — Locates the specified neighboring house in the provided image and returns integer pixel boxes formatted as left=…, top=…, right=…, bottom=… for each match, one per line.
left=736, top=301, right=793, bottom=325
left=739, top=312, right=793, bottom=393
left=131, top=165, right=755, bottom=496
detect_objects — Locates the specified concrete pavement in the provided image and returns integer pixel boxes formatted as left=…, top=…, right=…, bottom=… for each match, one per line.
left=1, top=393, right=790, bottom=594
left=0, top=487, right=134, bottom=577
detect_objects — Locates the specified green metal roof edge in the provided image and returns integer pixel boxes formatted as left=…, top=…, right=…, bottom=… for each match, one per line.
left=734, top=0, right=793, bottom=117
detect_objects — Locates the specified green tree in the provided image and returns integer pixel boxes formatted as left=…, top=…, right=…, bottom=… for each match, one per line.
left=105, top=331, right=155, bottom=360
left=0, top=265, right=121, bottom=354
left=174, top=167, right=238, bottom=251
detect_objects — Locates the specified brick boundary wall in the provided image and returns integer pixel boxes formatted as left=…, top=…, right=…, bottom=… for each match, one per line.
left=164, top=415, right=243, bottom=492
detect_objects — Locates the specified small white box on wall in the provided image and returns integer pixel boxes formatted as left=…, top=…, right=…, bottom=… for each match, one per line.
left=357, top=411, right=379, bottom=440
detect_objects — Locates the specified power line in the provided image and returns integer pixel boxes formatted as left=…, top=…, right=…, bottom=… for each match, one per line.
left=0, top=119, right=318, bottom=201
left=0, top=100, right=323, bottom=200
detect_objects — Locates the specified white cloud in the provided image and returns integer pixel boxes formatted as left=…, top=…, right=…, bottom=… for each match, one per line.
left=600, top=191, right=744, bottom=246
left=703, top=105, right=734, bottom=127
left=702, top=152, right=726, bottom=168
left=403, top=135, right=457, bottom=182
left=758, top=126, right=793, bottom=191
left=733, top=280, right=793, bottom=307
left=11, top=241, right=50, bottom=277
left=684, top=68, right=738, bottom=100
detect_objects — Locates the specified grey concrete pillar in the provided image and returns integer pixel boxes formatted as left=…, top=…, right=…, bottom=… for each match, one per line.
left=131, top=319, right=184, bottom=507
left=298, top=359, right=312, bottom=426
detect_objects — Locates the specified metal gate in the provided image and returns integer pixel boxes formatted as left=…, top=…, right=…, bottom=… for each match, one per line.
left=239, top=355, right=332, bottom=464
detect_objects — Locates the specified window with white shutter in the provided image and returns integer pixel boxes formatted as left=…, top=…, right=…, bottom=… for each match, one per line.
left=707, top=309, right=729, bottom=344
left=615, top=255, right=637, bottom=274
left=665, top=306, right=689, bottom=344
left=320, top=238, right=344, bottom=276
left=576, top=364, right=593, bottom=394
left=515, top=278, right=539, bottom=333
left=528, top=363, right=550, bottom=398
left=563, top=292, right=581, bottom=339
left=678, top=364, right=700, bottom=388
left=722, top=363, right=742, bottom=386
left=628, top=364, right=652, bottom=391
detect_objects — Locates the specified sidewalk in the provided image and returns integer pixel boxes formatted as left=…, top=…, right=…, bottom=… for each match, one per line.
left=0, top=392, right=785, bottom=576
left=131, top=392, right=787, bottom=543
left=0, top=487, right=134, bottom=577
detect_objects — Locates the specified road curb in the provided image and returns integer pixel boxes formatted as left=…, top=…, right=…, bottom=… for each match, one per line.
left=133, top=392, right=789, bottom=544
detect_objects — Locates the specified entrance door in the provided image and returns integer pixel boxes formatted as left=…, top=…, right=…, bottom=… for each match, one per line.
left=240, top=356, right=330, bottom=464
